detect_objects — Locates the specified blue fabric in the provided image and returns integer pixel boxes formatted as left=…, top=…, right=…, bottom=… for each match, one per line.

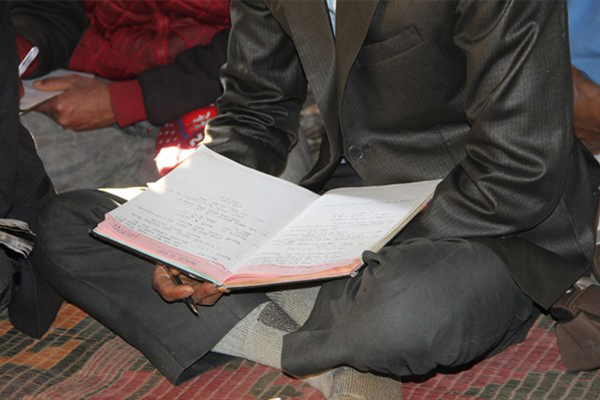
left=328, top=0, right=336, bottom=35
left=568, top=0, right=600, bottom=83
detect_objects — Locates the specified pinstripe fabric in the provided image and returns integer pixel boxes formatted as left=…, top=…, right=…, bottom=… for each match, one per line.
left=209, top=0, right=600, bottom=310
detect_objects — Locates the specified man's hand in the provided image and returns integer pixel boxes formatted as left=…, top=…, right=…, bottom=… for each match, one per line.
left=33, top=74, right=117, bottom=132
left=572, top=67, right=600, bottom=154
left=152, top=265, right=226, bottom=307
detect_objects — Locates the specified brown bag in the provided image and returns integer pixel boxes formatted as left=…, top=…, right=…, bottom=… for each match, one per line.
left=551, top=284, right=600, bottom=371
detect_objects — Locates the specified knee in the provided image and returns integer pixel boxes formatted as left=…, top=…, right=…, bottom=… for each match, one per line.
left=34, top=189, right=119, bottom=263
left=352, top=288, right=465, bottom=375
left=37, top=189, right=118, bottom=232
left=348, top=239, right=530, bottom=374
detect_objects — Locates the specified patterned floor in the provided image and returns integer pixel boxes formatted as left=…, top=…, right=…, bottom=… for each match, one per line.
left=0, top=303, right=321, bottom=400
left=1, top=303, right=600, bottom=399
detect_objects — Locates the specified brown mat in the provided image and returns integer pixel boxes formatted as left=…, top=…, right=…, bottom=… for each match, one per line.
left=1, top=303, right=599, bottom=399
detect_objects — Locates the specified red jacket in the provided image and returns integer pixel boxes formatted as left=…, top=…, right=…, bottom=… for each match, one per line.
left=70, top=0, right=230, bottom=80
left=11, top=0, right=230, bottom=126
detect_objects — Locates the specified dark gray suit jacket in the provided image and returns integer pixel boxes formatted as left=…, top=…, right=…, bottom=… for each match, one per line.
left=0, top=2, right=60, bottom=338
left=206, top=0, right=600, bottom=309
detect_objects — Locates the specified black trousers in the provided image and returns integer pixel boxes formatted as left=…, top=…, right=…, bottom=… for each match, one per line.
left=4, top=124, right=59, bottom=338
left=32, top=189, right=268, bottom=384
left=282, top=237, right=538, bottom=376
left=282, top=161, right=538, bottom=376
left=32, top=162, right=537, bottom=383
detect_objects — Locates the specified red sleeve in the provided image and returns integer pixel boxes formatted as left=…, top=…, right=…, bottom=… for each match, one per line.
left=107, top=80, right=148, bottom=127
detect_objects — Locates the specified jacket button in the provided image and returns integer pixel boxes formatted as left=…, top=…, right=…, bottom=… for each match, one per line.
left=348, top=145, right=364, bottom=161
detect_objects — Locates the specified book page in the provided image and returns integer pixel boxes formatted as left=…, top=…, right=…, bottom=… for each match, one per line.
left=99, top=146, right=319, bottom=276
left=238, top=180, right=439, bottom=276
left=20, top=69, right=94, bottom=111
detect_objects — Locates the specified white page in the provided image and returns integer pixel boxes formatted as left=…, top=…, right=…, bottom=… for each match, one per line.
left=239, top=180, right=439, bottom=275
left=20, top=69, right=94, bottom=111
left=105, top=146, right=319, bottom=273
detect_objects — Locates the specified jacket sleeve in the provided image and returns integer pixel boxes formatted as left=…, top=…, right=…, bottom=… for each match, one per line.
left=8, top=0, right=87, bottom=77
left=0, top=2, right=19, bottom=215
left=401, top=0, right=576, bottom=241
left=204, top=0, right=308, bottom=177
left=137, top=29, right=230, bottom=126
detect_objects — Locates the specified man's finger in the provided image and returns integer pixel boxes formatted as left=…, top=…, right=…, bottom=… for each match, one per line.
left=32, top=75, right=77, bottom=91
left=191, top=282, right=224, bottom=305
left=196, top=291, right=224, bottom=306
left=193, top=286, right=224, bottom=306
left=152, top=266, right=195, bottom=302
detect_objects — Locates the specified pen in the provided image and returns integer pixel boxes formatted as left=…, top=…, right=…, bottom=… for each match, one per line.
left=162, top=264, right=199, bottom=317
left=18, top=46, right=39, bottom=78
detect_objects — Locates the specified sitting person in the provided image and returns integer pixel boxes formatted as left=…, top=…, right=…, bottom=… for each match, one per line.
left=0, top=2, right=59, bottom=338
left=30, top=0, right=600, bottom=398
left=10, top=0, right=229, bottom=192
left=10, top=0, right=312, bottom=191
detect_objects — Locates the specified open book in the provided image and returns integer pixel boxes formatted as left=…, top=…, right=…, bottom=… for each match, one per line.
left=92, top=146, right=440, bottom=289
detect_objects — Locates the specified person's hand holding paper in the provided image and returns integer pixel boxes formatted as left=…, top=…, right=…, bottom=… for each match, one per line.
left=33, top=73, right=116, bottom=131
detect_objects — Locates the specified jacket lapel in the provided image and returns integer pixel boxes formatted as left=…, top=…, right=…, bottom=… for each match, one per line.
left=279, top=0, right=378, bottom=188
left=280, top=0, right=335, bottom=114
left=279, top=0, right=340, bottom=184
left=336, top=0, right=378, bottom=102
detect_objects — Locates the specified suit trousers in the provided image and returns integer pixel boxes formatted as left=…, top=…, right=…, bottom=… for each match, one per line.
left=30, top=130, right=319, bottom=383
left=282, top=237, right=539, bottom=377
left=33, top=161, right=539, bottom=384
left=3, top=124, right=60, bottom=338
left=31, top=189, right=270, bottom=384
left=282, top=162, right=539, bottom=376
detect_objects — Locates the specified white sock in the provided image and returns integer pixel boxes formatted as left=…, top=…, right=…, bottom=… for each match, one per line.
left=266, top=285, right=320, bottom=326
left=213, top=301, right=296, bottom=369
left=213, top=299, right=402, bottom=399
left=303, top=366, right=403, bottom=400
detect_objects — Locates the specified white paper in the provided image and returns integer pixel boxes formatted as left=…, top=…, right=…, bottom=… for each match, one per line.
left=95, top=146, right=440, bottom=286
left=20, top=69, right=94, bottom=111
left=105, top=146, right=319, bottom=273
left=241, top=181, right=438, bottom=273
